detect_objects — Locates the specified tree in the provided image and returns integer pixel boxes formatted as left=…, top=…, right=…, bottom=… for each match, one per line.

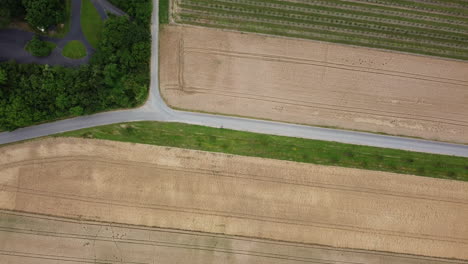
left=0, top=69, right=6, bottom=85
left=26, top=35, right=54, bottom=57
left=0, top=0, right=25, bottom=17
left=22, top=0, right=64, bottom=30
left=70, top=106, right=83, bottom=116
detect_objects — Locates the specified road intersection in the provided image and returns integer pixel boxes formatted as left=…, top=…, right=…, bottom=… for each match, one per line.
left=1, top=0, right=467, bottom=158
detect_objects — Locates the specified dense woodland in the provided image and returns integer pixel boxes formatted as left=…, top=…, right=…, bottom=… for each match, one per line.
left=0, top=0, right=152, bottom=130
left=1, top=0, right=65, bottom=29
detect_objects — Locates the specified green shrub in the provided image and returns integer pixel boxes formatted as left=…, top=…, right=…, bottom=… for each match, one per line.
left=0, top=69, right=6, bottom=85
left=0, top=8, right=11, bottom=28
left=25, top=35, right=55, bottom=57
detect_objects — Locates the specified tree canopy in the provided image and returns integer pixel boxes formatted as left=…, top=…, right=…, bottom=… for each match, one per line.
left=25, top=35, right=55, bottom=57
left=0, top=2, right=151, bottom=130
left=0, top=69, right=6, bottom=85
left=22, top=0, right=65, bottom=29
left=0, top=0, right=25, bottom=17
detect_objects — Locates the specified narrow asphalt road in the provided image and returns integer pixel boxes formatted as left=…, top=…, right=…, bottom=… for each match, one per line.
left=92, top=0, right=127, bottom=19
left=1, top=0, right=468, bottom=158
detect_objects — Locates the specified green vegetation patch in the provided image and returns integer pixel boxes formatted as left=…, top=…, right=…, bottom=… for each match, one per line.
left=23, top=0, right=65, bottom=30
left=159, top=0, right=170, bottom=24
left=0, top=1, right=151, bottom=131
left=51, top=0, right=71, bottom=38
left=174, top=0, right=468, bottom=60
left=62, top=40, right=87, bottom=59
left=57, top=121, right=468, bottom=181
left=25, top=35, right=56, bottom=57
left=81, top=0, right=103, bottom=48
left=0, top=8, right=11, bottom=28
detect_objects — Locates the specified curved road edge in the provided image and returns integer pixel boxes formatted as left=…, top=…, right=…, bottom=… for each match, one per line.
left=1, top=0, right=468, bottom=158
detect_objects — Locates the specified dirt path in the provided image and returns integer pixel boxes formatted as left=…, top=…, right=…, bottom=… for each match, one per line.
left=1, top=138, right=468, bottom=259
left=1, top=210, right=466, bottom=264
left=160, top=25, right=468, bottom=143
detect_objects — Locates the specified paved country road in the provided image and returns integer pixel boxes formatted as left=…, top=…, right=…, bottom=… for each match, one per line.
left=1, top=0, right=468, bottom=158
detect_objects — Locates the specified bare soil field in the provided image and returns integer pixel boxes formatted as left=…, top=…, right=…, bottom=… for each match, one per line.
left=160, top=25, right=468, bottom=143
left=1, top=210, right=467, bottom=264
left=1, top=138, right=468, bottom=259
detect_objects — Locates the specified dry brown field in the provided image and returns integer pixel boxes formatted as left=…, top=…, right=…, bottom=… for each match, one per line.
left=1, top=210, right=467, bottom=264
left=160, top=25, right=468, bottom=143
left=1, top=138, right=468, bottom=259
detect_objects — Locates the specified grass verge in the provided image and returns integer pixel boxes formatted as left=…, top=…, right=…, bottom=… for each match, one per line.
left=56, top=121, right=468, bottom=181
left=62, top=40, right=87, bottom=59
left=160, top=0, right=170, bottom=24
left=81, top=0, right=103, bottom=48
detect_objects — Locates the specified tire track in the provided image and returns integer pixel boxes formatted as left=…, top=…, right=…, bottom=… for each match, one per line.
left=0, top=250, right=147, bottom=264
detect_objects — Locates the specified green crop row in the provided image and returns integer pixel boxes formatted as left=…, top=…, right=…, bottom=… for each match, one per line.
left=180, top=2, right=468, bottom=47
left=176, top=12, right=468, bottom=60
left=183, top=0, right=468, bottom=36
left=174, top=0, right=468, bottom=60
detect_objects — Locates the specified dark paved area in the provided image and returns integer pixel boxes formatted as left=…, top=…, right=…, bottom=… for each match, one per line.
left=92, top=0, right=127, bottom=19
left=0, top=0, right=125, bottom=66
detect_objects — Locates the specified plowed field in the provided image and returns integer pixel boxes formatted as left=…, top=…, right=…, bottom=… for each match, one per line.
left=1, top=138, right=468, bottom=259
left=160, top=25, right=468, bottom=143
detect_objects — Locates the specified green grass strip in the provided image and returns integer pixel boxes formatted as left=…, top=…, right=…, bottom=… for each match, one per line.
left=81, top=0, right=103, bottom=48
left=56, top=121, right=468, bottom=181
left=62, top=40, right=87, bottom=59
left=160, top=0, right=170, bottom=24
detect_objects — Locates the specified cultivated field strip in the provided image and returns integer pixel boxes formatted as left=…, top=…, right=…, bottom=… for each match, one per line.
left=342, top=0, right=468, bottom=16
left=178, top=8, right=468, bottom=50
left=2, top=155, right=468, bottom=205
left=161, top=26, right=468, bottom=142
left=2, top=139, right=468, bottom=259
left=389, top=0, right=468, bottom=9
left=2, top=210, right=467, bottom=264
left=172, top=0, right=468, bottom=59
left=182, top=48, right=468, bottom=125
left=180, top=0, right=467, bottom=35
